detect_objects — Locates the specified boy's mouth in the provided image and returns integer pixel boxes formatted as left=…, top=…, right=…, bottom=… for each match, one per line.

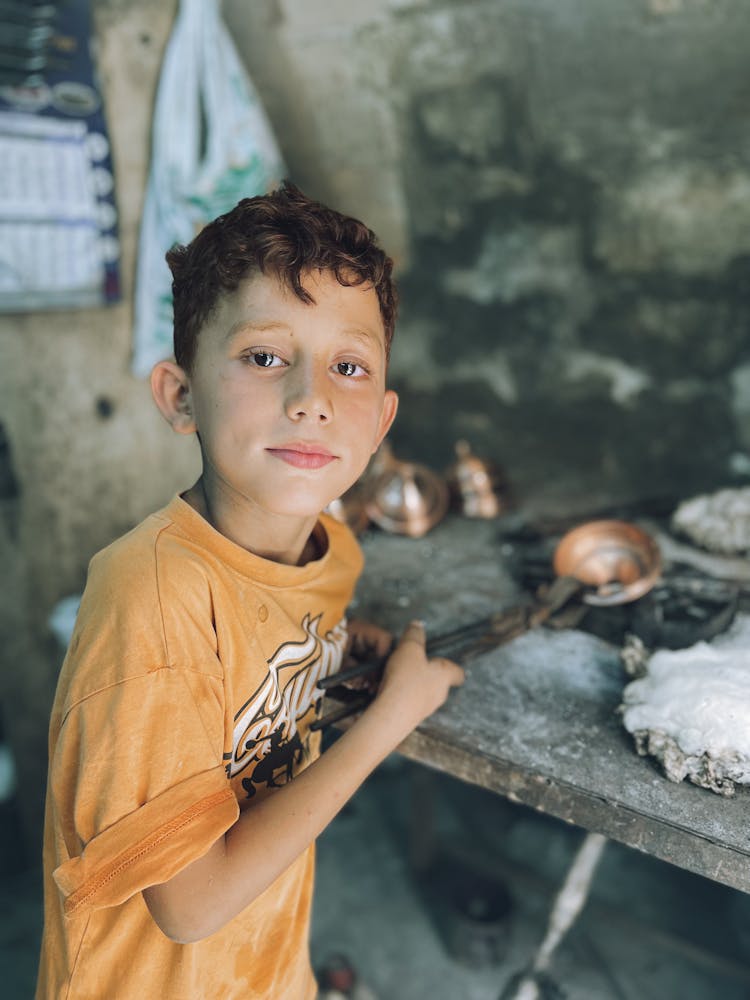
left=266, top=443, right=337, bottom=470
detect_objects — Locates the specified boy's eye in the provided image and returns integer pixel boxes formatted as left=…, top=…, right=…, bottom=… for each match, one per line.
left=248, top=351, right=284, bottom=368
left=335, top=361, right=366, bottom=377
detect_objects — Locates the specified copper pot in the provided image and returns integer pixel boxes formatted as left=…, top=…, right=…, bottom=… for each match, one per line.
left=326, top=485, right=370, bottom=535
left=446, top=440, right=507, bottom=518
left=364, top=449, right=449, bottom=538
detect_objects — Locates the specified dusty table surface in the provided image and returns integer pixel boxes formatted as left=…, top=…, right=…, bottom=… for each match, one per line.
left=352, top=515, right=750, bottom=895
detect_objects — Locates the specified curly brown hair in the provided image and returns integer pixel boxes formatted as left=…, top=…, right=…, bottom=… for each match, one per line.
left=166, top=181, right=398, bottom=373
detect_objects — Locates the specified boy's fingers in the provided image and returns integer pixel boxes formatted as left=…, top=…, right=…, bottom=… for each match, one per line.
left=395, top=623, right=464, bottom=685
left=438, top=659, right=466, bottom=686
left=375, top=630, right=396, bottom=658
left=429, top=655, right=465, bottom=683
left=398, top=619, right=426, bottom=649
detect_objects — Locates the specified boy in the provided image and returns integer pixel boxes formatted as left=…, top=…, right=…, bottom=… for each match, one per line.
left=37, top=182, right=464, bottom=998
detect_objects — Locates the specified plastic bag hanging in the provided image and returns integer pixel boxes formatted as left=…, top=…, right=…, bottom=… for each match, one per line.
left=132, top=0, right=285, bottom=376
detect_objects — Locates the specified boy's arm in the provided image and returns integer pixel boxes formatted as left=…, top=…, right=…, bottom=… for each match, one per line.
left=142, top=621, right=463, bottom=943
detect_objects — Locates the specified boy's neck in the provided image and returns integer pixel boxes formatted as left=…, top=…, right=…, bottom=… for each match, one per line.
left=183, top=477, right=322, bottom=567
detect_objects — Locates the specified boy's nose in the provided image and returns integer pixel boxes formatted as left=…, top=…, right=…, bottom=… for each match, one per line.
left=284, top=366, right=332, bottom=424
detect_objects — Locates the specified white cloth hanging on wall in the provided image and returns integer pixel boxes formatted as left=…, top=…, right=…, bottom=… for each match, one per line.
left=132, top=0, right=284, bottom=376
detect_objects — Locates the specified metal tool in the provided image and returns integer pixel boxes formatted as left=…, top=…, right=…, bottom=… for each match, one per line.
left=312, top=575, right=584, bottom=731
left=315, top=520, right=662, bottom=731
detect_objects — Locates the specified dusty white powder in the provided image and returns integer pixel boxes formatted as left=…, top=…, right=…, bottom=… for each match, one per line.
left=672, top=486, right=750, bottom=554
left=620, top=614, right=750, bottom=794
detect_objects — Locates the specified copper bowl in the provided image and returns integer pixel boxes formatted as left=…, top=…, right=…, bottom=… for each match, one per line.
left=552, top=519, right=661, bottom=607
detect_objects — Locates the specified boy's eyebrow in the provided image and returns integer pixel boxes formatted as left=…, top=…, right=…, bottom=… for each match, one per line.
left=225, top=320, right=291, bottom=342
left=342, top=326, right=385, bottom=352
left=227, top=321, right=385, bottom=352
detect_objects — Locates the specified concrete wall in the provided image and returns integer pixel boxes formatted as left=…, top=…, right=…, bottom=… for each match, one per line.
left=3, top=0, right=750, bottom=853
left=0, top=0, right=200, bottom=852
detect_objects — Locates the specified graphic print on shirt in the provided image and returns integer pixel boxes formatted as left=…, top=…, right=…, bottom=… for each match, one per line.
left=229, top=612, right=347, bottom=797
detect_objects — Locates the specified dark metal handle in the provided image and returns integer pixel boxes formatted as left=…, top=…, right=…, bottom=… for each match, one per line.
left=310, top=694, right=371, bottom=731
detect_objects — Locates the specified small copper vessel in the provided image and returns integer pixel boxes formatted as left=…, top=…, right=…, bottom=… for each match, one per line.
left=364, top=445, right=449, bottom=538
left=446, top=440, right=506, bottom=518
left=362, top=438, right=399, bottom=484
left=553, top=519, right=661, bottom=607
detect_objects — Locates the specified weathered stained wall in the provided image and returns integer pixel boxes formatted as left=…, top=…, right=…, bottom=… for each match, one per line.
left=3, top=0, right=750, bottom=853
left=227, top=0, right=750, bottom=509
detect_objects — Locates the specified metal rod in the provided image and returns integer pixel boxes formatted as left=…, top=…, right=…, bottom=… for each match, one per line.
left=310, top=695, right=370, bottom=732
left=317, top=613, right=514, bottom=691
left=314, top=606, right=537, bottom=729
left=506, top=832, right=608, bottom=1000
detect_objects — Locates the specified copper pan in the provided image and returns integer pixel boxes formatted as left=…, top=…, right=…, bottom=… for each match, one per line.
left=552, top=519, right=661, bottom=607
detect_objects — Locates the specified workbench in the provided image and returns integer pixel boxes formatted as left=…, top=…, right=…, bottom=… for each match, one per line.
left=350, top=515, right=750, bottom=895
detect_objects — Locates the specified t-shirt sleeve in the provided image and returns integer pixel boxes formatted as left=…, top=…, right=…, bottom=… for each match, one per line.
left=50, top=667, right=239, bottom=917
left=48, top=536, right=240, bottom=918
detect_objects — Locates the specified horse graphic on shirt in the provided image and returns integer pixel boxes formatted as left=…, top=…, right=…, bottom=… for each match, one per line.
left=229, top=612, right=347, bottom=794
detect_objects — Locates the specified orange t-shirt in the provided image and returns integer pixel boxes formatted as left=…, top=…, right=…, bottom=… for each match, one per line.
left=36, top=496, right=363, bottom=999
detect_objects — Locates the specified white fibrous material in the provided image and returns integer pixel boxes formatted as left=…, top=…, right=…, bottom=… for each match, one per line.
left=620, top=615, right=750, bottom=795
left=671, top=486, right=750, bottom=555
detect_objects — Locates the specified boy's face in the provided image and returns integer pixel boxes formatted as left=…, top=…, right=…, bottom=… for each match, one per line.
left=179, top=269, right=398, bottom=520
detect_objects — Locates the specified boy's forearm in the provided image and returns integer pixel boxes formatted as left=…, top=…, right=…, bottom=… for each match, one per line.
left=143, top=695, right=407, bottom=943
left=226, top=697, right=407, bottom=894
left=144, top=621, right=463, bottom=943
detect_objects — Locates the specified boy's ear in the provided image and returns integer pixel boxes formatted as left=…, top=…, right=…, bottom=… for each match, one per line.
left=373, top=389, right=398, bottom=452
left=150, top=361, right=197, bottom=435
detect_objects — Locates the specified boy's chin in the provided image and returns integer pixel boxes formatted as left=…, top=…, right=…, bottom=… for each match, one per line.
left=263, top=492, right=340, bottom=522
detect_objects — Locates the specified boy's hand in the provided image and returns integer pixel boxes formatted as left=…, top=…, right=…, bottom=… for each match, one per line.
left=342, top=619, right=394, bottom=691
left=345, top=618, right=393, bottom=662
left=372, top=620, right=464, bottom=735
